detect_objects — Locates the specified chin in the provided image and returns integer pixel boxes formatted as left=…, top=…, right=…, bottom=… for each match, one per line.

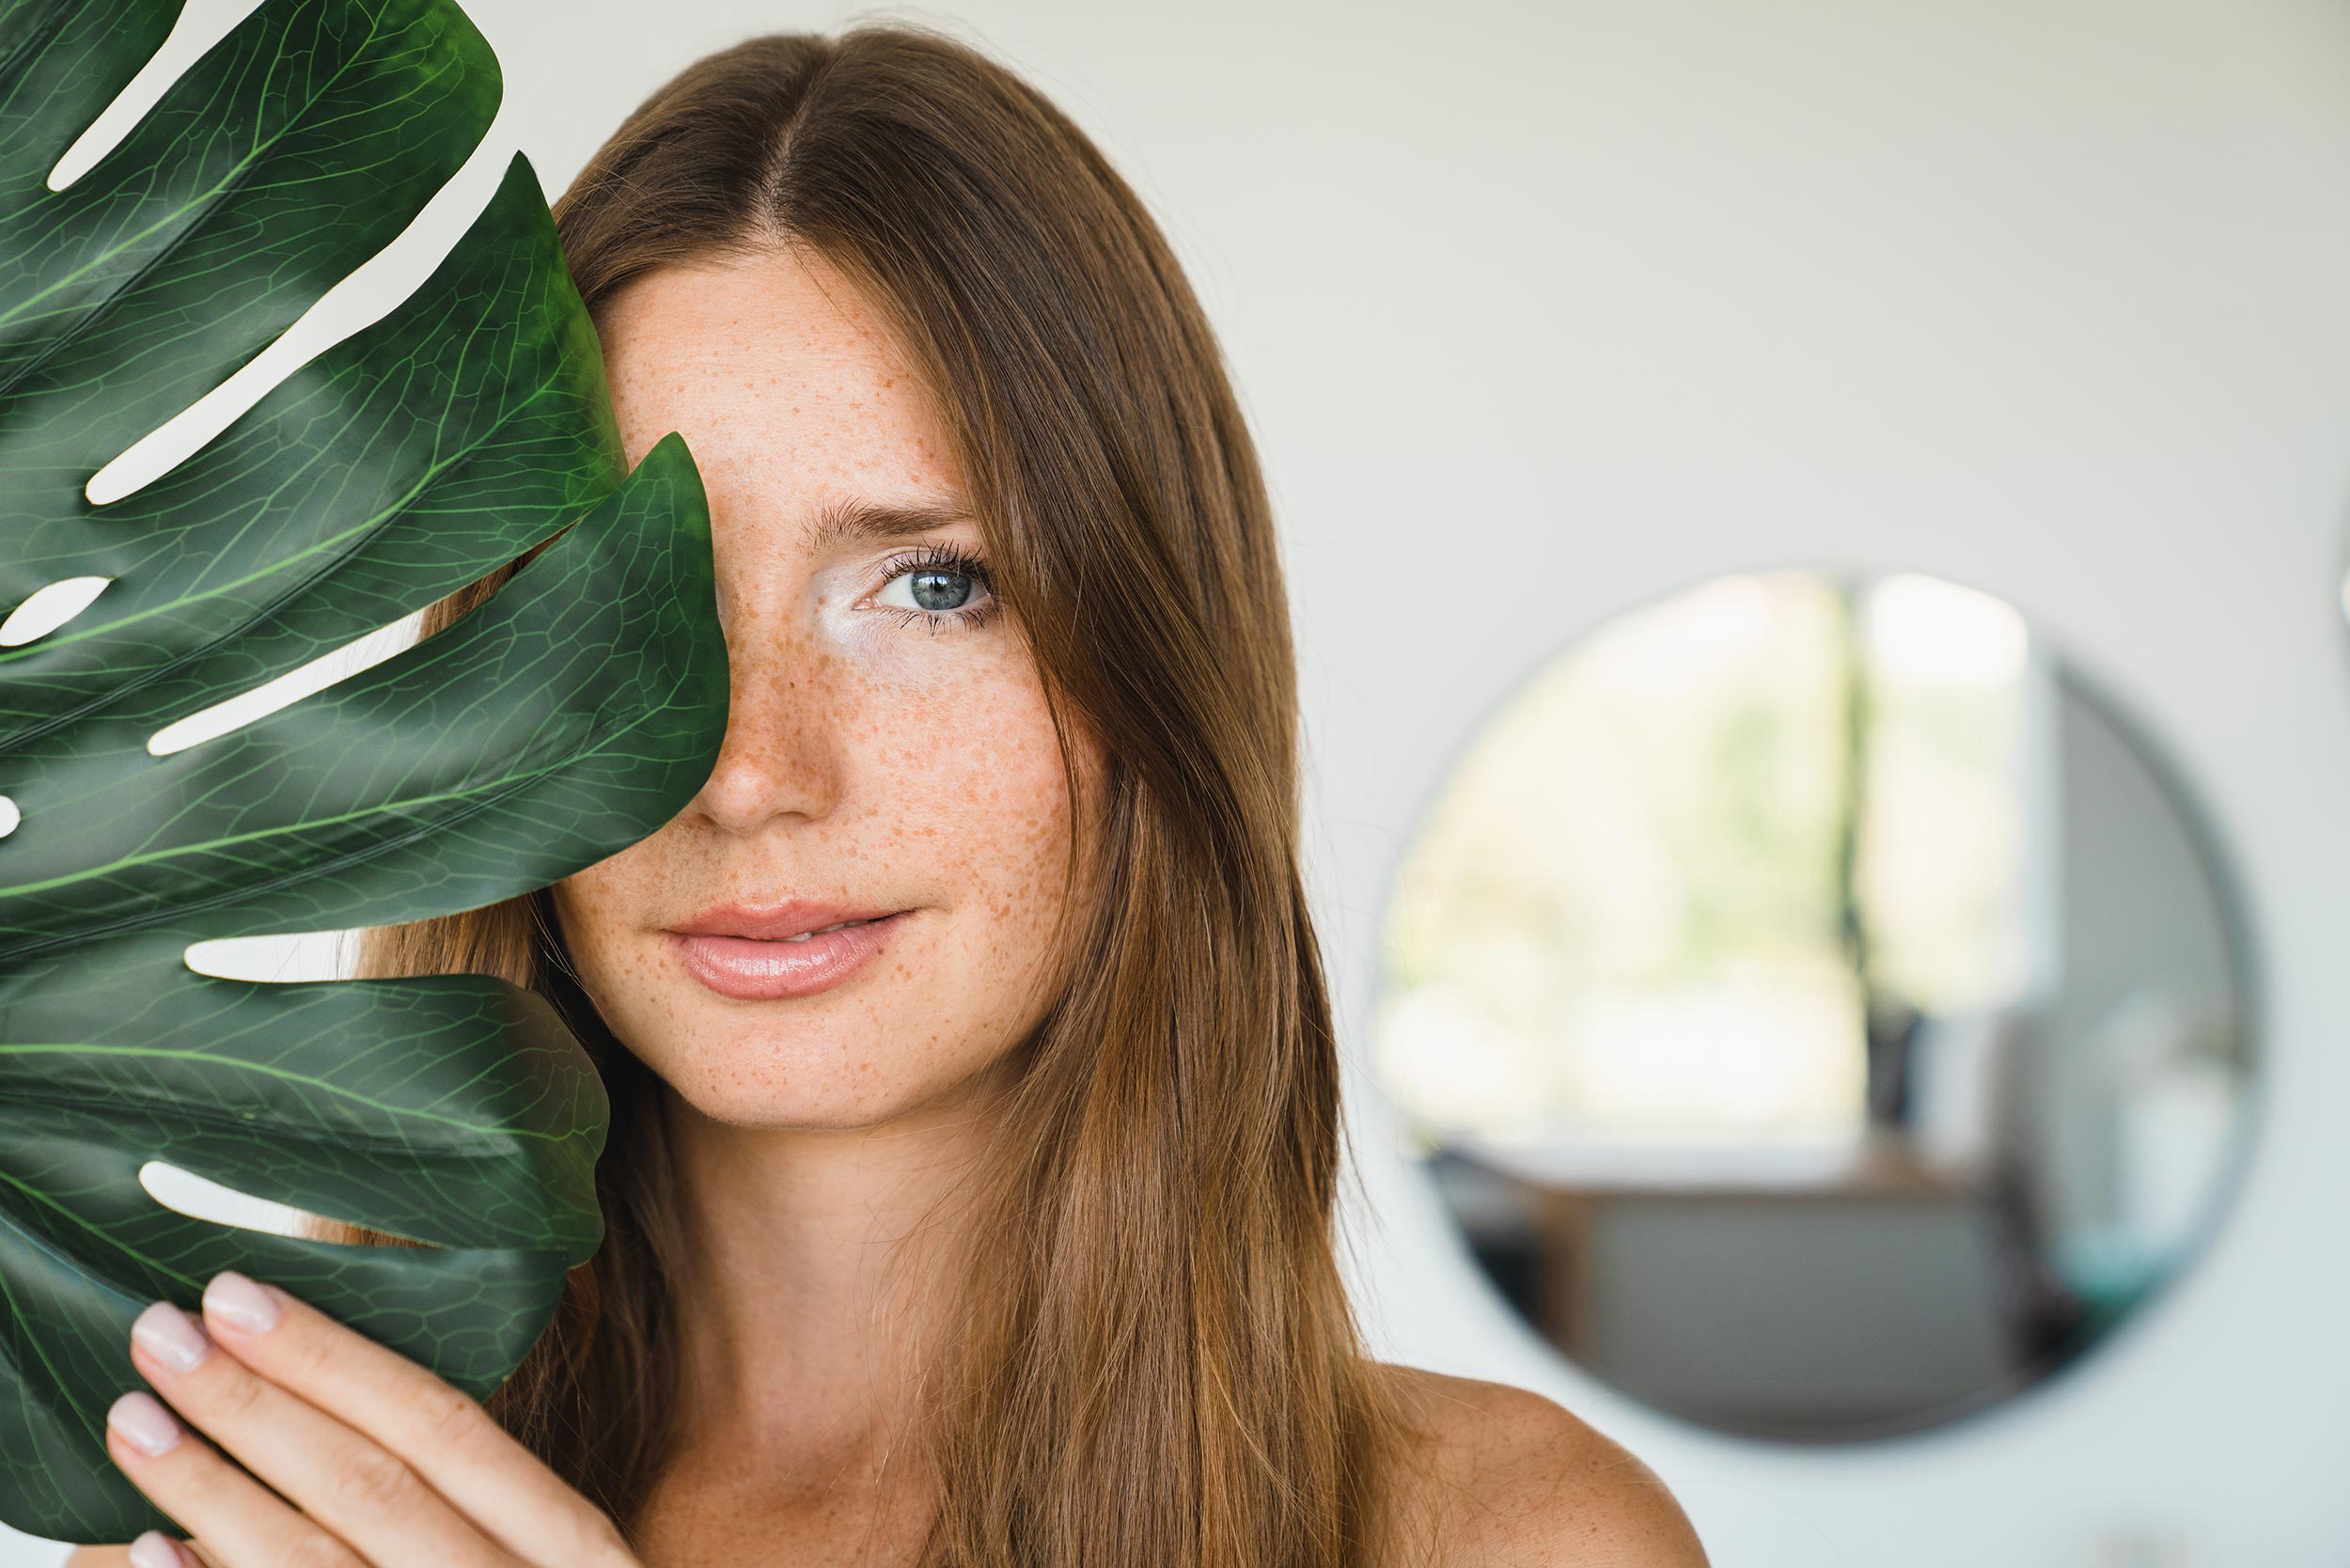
left=689, top=1092, right=906, bottom=1133
left=659, top=1067, right=919, bottom=1132
left=647, top=1022, right=975, bottom=1133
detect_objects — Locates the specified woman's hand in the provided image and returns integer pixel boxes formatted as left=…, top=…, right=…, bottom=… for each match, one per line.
left=102, top=1270, right=639, bottom=1568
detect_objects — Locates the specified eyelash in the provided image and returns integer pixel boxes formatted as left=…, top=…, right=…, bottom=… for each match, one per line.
left=872, top=541, right=1001, bottom=635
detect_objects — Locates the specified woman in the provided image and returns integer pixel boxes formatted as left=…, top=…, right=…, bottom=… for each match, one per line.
left=82, top=22, right=1706, bottom=1568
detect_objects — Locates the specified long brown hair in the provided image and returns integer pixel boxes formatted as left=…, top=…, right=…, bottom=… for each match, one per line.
left=337, top=20, right=1431, bottom=1566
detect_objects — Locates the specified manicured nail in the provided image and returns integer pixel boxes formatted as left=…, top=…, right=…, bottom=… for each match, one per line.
left=127, top=1530, right=186, bottom=1568
left=130, top=1301, right=211, bottom=1373
left=106, top=1391, right=181, bottom=1457
left=203, top=1269, right=280, bottom=1333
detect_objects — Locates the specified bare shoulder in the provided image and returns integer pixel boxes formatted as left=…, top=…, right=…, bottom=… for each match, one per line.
left=1366, top=1361, right=1708, bottom=1568
left=62, top=1548, right=136, bottom=1567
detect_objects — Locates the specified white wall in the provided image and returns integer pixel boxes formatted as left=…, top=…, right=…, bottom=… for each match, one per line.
left=12, top=1, right=2349, bottom=1562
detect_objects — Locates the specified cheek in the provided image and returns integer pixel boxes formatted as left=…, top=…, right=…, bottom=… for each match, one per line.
left=851, top=646, right=1079, bottom=1019
left=946, top=743, right=1073, bottom=983
left=548, top=847, right=667, bottom=1007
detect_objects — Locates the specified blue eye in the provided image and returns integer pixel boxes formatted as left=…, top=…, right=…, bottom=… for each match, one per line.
left=874, top=542, right=999, bottom=633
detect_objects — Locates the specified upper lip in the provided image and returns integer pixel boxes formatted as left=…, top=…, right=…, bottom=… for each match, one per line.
left=666, top=900, right=905, bottom=940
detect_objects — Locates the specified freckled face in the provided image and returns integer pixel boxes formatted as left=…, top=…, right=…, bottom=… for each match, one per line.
left=548, top=246, right=1087, bottom=1130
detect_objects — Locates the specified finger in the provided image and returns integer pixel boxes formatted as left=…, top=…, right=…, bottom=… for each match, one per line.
left=105, top=1388, right=362, bottom=1567
left=196, top=1271, right=634, bottom=1567
left=125, top=1299, right=513, bottom=1568
left=124, top=1531, right=196, bottom=1568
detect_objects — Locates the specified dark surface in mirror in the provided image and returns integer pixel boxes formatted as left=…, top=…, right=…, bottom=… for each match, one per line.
left=1374, top=570, right=2254, bottom=1442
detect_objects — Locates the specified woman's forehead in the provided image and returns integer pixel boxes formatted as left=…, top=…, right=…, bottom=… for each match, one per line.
left=601, top=248, right=904, bottom=375
left=597, top=255, right=961, bottom=494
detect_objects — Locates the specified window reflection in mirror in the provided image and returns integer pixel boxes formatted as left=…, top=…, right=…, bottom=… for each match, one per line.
left=1374, top=569, right=2254, bottom=1441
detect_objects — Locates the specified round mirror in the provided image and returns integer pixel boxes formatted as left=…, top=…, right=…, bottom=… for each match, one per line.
left=1372, top=569, right=2256, bottom=1442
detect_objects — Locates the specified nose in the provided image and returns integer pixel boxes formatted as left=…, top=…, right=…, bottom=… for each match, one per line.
left=681, top=631, right=845, bottom=836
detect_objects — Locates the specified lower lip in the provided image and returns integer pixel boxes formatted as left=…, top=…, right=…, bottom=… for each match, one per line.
left=666, top=912, right=910, bottom=1000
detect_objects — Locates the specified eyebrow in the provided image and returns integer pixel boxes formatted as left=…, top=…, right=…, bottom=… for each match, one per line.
left=797, top=496, right=976, bottom=554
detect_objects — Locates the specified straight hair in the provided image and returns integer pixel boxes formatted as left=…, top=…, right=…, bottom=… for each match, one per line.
left=340, top=20, right=1434, bottom=1566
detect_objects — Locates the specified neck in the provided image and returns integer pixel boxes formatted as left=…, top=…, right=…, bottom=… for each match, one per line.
left=655, top=1075, right=1002, bottom=1485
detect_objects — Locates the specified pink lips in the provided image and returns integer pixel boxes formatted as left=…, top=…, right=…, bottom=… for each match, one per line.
left=666, top=908, right=911, bottom=1000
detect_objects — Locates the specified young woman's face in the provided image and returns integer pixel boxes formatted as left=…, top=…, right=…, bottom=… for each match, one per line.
left=549, top=246, right=1088, bottom=1131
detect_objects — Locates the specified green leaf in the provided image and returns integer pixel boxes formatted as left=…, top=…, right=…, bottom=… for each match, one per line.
left=0, top=0, right=728, bottom=1541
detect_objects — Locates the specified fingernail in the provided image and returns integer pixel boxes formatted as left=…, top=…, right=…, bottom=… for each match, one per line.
left=107, top=1391, right=181, bottom=1457
left=128, top=1530, right=185, bottom=1568
left=130, top=1301, right=211, bottom=1373
left=203, top=1269, right=280, bottom=1333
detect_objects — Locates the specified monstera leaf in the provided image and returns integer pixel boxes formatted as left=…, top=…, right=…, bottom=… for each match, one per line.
left=0, top=0, right=728, bottom=1542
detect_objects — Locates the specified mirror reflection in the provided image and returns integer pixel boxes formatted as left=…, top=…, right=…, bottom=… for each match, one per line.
left=1373, top=569, right=2255, bottom=1441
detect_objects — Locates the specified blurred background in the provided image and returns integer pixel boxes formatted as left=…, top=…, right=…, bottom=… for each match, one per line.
left=9, top=0, right=2350, bottom=1563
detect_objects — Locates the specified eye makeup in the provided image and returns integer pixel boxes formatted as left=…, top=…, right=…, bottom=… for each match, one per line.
left=870, top=541, right=1000, bottom=634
